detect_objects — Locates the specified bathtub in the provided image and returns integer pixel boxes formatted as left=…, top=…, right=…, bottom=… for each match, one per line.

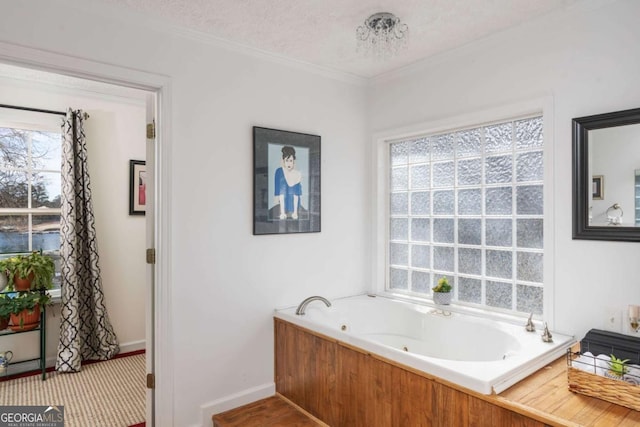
left=274, top=294, right=575, bottom=395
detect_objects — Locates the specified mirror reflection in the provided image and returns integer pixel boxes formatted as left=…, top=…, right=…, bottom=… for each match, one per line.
left=589, top=123, right=640, bottom=227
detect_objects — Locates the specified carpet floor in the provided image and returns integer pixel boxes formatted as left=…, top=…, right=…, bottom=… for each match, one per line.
left=0, top=353, right=146, bottom=427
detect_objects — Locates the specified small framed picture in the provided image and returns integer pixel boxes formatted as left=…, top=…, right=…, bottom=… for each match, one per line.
left=253, top=126, right=321, bottom=235
left=129, top=160, right=146, bottom=215
left=592, top=175, right=604, bottom=200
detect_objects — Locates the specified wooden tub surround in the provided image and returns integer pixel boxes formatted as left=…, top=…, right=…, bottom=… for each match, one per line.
left=275, top=318, right=640, bottom=427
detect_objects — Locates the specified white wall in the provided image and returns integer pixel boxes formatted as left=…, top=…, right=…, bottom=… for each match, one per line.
left=0, top=1, right=369, bottom=425
left=0, top=75, right=147, bottom=363
left=370, top=0, right=640, bottom=339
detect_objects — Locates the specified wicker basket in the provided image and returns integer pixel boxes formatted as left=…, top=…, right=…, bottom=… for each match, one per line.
left=567, top=349, right=640, bottom=411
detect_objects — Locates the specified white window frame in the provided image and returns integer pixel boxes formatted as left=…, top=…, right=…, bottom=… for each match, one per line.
left=0, top=109, right=63, bottom=298
left=371, top=97, right=555, bottom=326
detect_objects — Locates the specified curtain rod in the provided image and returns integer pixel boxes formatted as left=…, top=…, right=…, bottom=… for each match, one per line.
left=0, top=104, right=89, bottom=119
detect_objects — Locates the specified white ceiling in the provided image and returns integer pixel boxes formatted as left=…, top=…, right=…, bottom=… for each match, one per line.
left=93, top=0, right=583, bottom=78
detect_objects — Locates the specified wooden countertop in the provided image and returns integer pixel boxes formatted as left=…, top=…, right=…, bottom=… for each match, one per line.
left=494, top=356, right=640, bottom=426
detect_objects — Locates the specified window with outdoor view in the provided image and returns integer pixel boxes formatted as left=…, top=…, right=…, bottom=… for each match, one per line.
left=0, top=118, right=62, bottom=289
left=387, top=115, right=544, bottom=315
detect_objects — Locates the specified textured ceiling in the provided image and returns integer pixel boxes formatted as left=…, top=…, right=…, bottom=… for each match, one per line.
left=98, top=0, right=581, bottom=78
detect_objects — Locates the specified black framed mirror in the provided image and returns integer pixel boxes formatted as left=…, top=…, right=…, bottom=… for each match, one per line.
left=573, top=107, right=640, bottom=241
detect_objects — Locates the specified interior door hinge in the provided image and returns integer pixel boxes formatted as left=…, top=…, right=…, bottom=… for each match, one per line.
left=146, top=373, right=155, bottom=389
left=146, top=248, right=156, bottom=264
left=146, top=120, right=156, bottom=139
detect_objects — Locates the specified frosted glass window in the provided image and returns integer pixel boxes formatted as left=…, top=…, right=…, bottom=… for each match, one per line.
left=433, top=190, right=454, bottom=215
left=410, top=191, right=430, bottom=215
left=434, top=246, right=454, bottom=272
left=458, top=277, right=482, bottom=303
left=516, top=151, right=543, bottom=182
left=410, top=138, right=430, bottom=163
left=432, top=134, right=454, bottom=160
left=485, top=123, right=512, bottom=153
left=458, top=189, right=481, bottom=215
left=390, top=192, right=408, bottom=215
left=411, top=218, right=430, bottom=242
left=410, top=164, right=430, bottom=189
left=485, top=155, right=512, bottom=184
left=517, top=185, right=543, bottom=215
left=433, top=219, right=454, bottom=243
left=517, top=219, right=543, bottom=249
left=516, top=117, right=543, bottom=149
left=390, top=268, right=408, bottom=290
left=486, top=250, right=512, bottom=279
left=517, top=284, right=543, bottom=315
left=433, top=162, right=454, bottom=187
left=391, top=166, right=408, bottom=190
left=456, top=129, right=482, bottom=157
left=485, top=219, right=512, bottom=247
left=517, top=252, right=543, bottom=282
left=458, top=248, right=481, bottom=275
left=457, top=158, right=482, bottom=185
left=390, top=218, right=409, bottom=241
left=486, top=281, right=513, bottom=309
left=485, top=187, right=512, bottom=215
left=390, top=243, right=408, bottom=266
left=412, top=271, right=430, bottom=293
left=386, top=115, right=544, bottom=316
left=411, top=244, right=430, bottom=269
left=458, top=219, right=481, bottom=245
left=391, top=142, right=409, bottom=165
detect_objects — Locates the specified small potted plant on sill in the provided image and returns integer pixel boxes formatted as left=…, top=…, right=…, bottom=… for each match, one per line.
left=432, top=276, right=452, bottom=305
left=0, top=251, right=55, bottom=291
left=6, top=291, right=51, bottom=331
left=606, top=354, right=630, bottom=380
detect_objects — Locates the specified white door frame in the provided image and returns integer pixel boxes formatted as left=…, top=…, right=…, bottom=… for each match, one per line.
left=0, top=41, right=173, bottom=426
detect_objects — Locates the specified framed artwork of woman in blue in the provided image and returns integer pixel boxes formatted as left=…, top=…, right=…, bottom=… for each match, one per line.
left=253, top=126, right=321, bottom=235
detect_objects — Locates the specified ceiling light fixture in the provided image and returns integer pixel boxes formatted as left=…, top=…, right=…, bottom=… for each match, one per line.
left=356, top=12, right=409, bottom=59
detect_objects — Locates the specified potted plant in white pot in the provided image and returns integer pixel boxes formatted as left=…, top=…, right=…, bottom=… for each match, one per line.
left=432, top=276, right=452, bottom=305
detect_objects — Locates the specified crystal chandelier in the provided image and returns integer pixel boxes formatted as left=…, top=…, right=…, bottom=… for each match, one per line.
left=356, top=12, right=409, bottom=59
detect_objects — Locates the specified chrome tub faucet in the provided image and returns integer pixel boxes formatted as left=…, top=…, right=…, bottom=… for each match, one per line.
left=295, top=296, right=331, bottom=315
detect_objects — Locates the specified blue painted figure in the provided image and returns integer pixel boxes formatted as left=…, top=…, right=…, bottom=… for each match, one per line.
left=274, top=146, right=302, bottom=219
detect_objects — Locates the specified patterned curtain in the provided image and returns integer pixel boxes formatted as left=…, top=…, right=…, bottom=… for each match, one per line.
left=56, top=109, right=119, bottom=372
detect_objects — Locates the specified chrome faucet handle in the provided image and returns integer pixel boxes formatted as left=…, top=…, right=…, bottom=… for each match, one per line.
left=525, top=313, right=536, bottom=332
left=541, top=322, right=553, bottom=343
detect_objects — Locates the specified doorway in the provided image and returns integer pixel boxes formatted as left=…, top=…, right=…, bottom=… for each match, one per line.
left=0, top=49, right=171, bottom=426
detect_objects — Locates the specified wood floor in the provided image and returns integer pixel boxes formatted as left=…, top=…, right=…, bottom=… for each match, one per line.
left=212, top=394, right=326, bottom=427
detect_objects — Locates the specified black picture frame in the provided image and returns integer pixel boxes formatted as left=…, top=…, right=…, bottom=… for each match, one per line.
left=253, top=126, right=321, bottom=235
left=129, top=160, right=146, bottom=215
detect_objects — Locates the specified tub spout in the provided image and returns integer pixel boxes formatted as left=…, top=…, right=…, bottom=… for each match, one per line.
left=295, top=296, right=331, bottom=315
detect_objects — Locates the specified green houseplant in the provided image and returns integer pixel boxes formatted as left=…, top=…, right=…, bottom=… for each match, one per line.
left=0, top=251, right=55, bottom=291
left=432, top=276, right=452, bottom=305
left=6, top=291, right=51, bottom=331
left=0, top=294, right=11, bottom=330
left=607, top=354, right=630, bottom=379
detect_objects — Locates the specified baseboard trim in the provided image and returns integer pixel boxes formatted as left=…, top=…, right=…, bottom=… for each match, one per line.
left=201, top=382, right=275, bottom=426
left=1, top=346, right=146, bottom=382
left=44, top=340, right=146, bottom=368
